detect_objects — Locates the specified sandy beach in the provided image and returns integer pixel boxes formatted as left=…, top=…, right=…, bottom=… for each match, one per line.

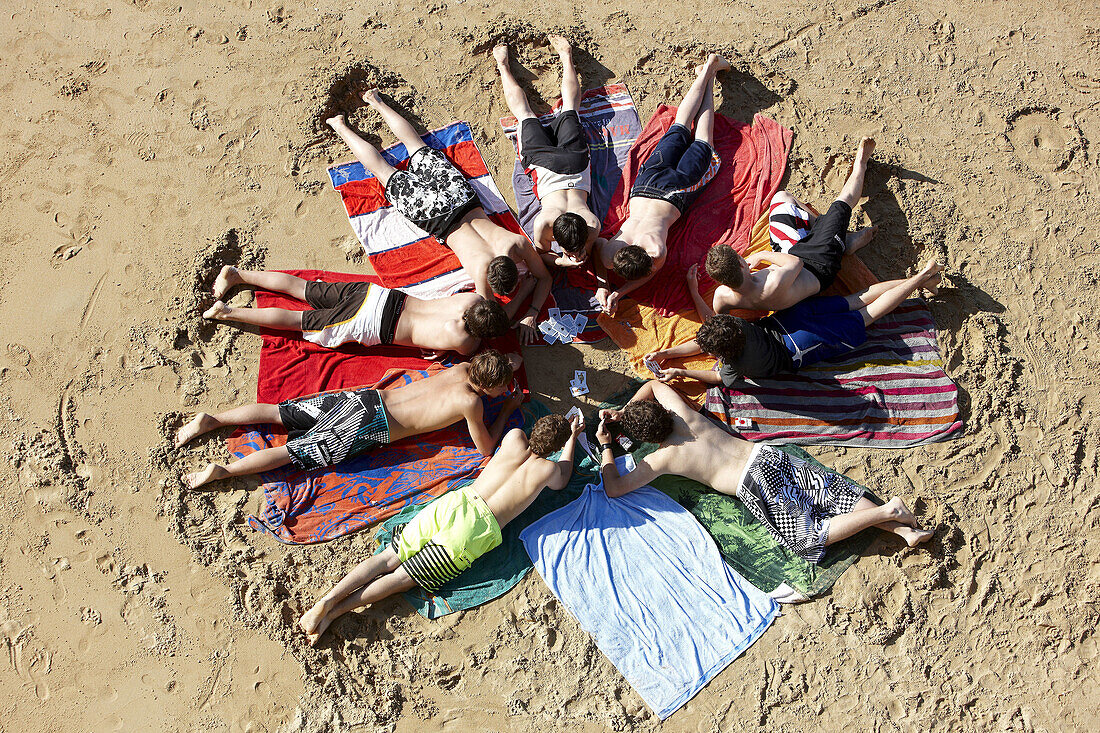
left=1, top=0, right=1099, bottom=729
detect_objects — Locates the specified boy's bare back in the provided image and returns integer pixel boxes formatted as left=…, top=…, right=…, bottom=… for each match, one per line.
left=471, top=429, right=560, bottom=526
left=380, top=364, right=481, bottom=440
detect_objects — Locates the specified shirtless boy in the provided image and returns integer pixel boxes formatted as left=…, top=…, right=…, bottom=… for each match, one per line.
left=494, top=37, right=601, bottom=268
left=596, top=380, right=933, bottom=562
left=202, top=266, right=527, bottom=356
left=691, top=137, right=879, bottom=315
left=327, top=90, right=552, bottom=343
left=175, top=350, right=524, bottom=488
left=649, top=260, right=943, bottom=385
left=595, top=53, right=729, bottom=315
left=298, top=412, right=583, bottom=644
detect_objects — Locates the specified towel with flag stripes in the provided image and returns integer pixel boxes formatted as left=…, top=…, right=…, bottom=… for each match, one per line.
left=327, top=121, right=524, bottom=299
left=704, top=300, right=961, bottom=447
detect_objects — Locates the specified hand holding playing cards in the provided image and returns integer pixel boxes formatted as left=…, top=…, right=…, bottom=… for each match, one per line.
left=657, top=367, right=683, bottom=383
left=603, top=290, right=623, bottom=316
left=568, top=413, right=585, bottom=437
left=598, top=408, right=622, bottom=423
left=595, top=417, right=612, bottom=445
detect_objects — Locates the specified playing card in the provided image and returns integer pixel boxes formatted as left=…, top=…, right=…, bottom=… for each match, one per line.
left=572, top=314, right=588, bottom=332
left=614, top=454, right=636, bottom=474
left=573, top=370, right=588, bottom=390
left=548, top=307, right=561, bottom=320
left=733, top=417, right=754, bottom=429
left=643, top=357, right=662, bottom=376
left=617, top=434, right=633, bottom=451
left=565, top=406, right=582, bottom=422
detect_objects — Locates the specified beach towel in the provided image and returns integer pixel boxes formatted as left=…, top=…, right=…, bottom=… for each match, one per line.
left=601, top=107, right=791, bottom=316
left=520, top=479, right=778, bottom=720
left=594, top=385, right=876, bottom=600
left=704, top=300, right=962, bottom=447
left=228, top=366, right=524, bottom=544
left=327, top=121, right=524, bottom=299
left=500, top=84, right=643, bottom=344
left=372, top=401, right=588, bottom=619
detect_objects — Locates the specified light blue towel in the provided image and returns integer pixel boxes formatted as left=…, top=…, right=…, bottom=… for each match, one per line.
left=520, top=480, right=779, bottom=720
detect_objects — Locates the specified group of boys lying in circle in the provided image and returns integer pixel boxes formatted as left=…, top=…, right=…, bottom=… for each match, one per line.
left=175, top=40, right=938, bottom=644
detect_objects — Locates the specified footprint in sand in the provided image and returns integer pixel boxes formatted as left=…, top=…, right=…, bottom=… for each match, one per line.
left=1006, top=109, right=1079, bottom=174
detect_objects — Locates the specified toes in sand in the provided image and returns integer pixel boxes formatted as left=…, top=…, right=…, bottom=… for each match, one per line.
left=203, top=300, right=230, bottom=320
left=904, top=527, right=935, bottom=547
left=548, top=35, right=570, bottom=55
left=361, top=88, right=382, bottom=106
left=886, top=496, right=918, bottom=526
left=845, top=225, right=878, bottom=254
left=212, top=265, right=239, bottom=299
left=857, top=137, right=876, bottom=162
left=325, top=113, right=346, bottom=130
left=492, top=44, right=509, bottom=65
left=184, top=463, right=226, bottom=490
left=175, top=412, right=216, bottom=448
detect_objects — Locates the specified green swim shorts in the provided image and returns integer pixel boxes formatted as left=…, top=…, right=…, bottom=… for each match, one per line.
left=391, top=485, right=502, bottom=591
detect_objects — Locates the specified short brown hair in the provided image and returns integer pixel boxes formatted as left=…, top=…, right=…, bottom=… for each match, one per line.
left=705, top=244, right=744, bottom=288
left=620, top=400, right=674, bottom=444
left=552, top=212, right=588, bottom=254
left=468, top=349, right=513, bottom=390
left=528, top=414, right=570, bottom=457
left=462, top=298, right=509, bottom=339
left=487, top=256, right=519, bottom=295
left=696, top=314, right=746, bottom=363
left=612, top=245, right=653, bottom=280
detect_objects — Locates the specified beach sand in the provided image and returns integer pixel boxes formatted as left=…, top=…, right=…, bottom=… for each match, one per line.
left=1, top=0, right=1099, bottom=730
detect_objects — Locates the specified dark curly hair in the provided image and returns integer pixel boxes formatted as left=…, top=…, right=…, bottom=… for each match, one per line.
left=612, top=245, right=653, bottom=280
left=528, top=414, right=571, bottom=457
left=462, top=298, right=509, bottom=339
left=619, top=400, right=674, bottom=444
left=695, top=314, right=747, bottom=363
left=468, top=349, right=513, bottom=391
left=552, top=212, right=588, bottom=255
left=487, top=255, right=519, bottom=296
left=705, top=244, right=744, bottom=288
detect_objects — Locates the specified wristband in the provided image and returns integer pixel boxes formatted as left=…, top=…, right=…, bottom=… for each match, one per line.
left=599, top=441, right=613, bottom=451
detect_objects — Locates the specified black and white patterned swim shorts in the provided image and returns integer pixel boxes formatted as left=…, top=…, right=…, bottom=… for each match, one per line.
left=279, top=388, right=391, bottom=471
left=385, top=147, right=481, bottom=242
left=736, top=445, right=865, bottom=563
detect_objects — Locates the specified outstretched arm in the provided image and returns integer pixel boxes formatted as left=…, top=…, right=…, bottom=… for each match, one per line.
left=502, top=274, right=537, bottom=319
left=596, top=416, right=658, bottom=498
left=746, top=250, right=803, bottom=273
left=657, top=368, right=722, bottom=385
left=517, top=244, right=554, bottom=343
left=549, top=414, right=586, bottom=490
left=685, top=264, right=716, bottom=319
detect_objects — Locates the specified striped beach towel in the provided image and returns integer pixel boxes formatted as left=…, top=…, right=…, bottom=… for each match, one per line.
left=704, top=300, right=962, bottom=447
left=327, top=121, right=524, bottom=299
left=500, top=83, right=641, bottom=236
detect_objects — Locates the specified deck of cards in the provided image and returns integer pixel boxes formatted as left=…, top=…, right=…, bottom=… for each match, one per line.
left=569, top=369, right=589, bottom=397
left=643, top=356, right=663, bottom=377
left=539, top=308, right=589, bottom=345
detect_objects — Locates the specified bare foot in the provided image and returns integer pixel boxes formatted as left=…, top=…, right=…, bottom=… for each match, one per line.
left=844, top=225, right=878, bottom=254
left=175, top=412, right=219, bottom=448
left=548, top=35, right=571, bottom=56
left=184, top=463, right=228, bottom=489
left=203, top=300, right=231, bottom=320
left=884, top=496, right=918, bottom=526
left=921, top=272, right=943, bottom=296
left=898, top=526, right=934, bottom=547
left=856, top=137, right=876, bottom=165
left=492, top=44, right=509, bottom=66
left=299, top=599, right=331, bottom=645
left=212, top=265, right=241, bottom=299
left=705, top=53, right=731, bottom=74
left=325, top=113, right=346, bottom=131
left=361, top=88, right=382, bottom=107
left=916, top=260, right=944, bottom=289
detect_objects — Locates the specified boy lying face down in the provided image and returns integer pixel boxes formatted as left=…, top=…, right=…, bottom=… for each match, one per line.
left=203, top=266, right=532, bottom=357
left=595, top=381, right=933, bottom=563
left=174, top=350, right=525, bottom=489
left=298, top=412, right=584, bottom=645
left=494, top=37, right=602, bottom=269
left=689, top=137, right=880, bottom=317
left=326, top=89, right=552, bottom=344
left=648, top=260, right=943, bottom=385
left=594, top=53, right=730, bottom=316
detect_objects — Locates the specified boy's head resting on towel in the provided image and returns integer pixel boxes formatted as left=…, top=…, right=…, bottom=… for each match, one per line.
left=527, top=414, right=572, bottom=457
left=696, top=314, right=747, bottom=363
left=468, top=349, right=515, bottom=396
left=620, top=399, right=674, bottom=444
left=613, top=245, right=654, bottom=281
left=553, top=212, right=589, bottom=257
left=462, top=298, right=510, bottom=339
left=705, top=244, right=746, bottom=289
left=488, top=255, right=520, bottom=296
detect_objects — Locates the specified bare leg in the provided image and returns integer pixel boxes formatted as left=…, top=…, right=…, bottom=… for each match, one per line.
left=825, top=496, right=931, bottom=546
left=676, top=54, right=730, bottom=130
left=851, top=260, right=943, bottom=325
left=549, top=35, right=580, bottom=110
left=175, top=403, right=283, bottom=447
left=300, top=550, right=416, bottom=644
left=362, top=89, right=427, bottom=156
left=203, top=301, right=304, bottom=331
left=836, top=137, right=876, bottom=209
left=493, top=45, right=537, bottom=120
left=844, top=226, right=877, bottom=254
left=184, top=445, right=293, bottom=489
left=214, top=267, right=309, bottom=301
left=300, top=547, right=401, bottom=642
left=326, top=113, right=399, bottom=186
